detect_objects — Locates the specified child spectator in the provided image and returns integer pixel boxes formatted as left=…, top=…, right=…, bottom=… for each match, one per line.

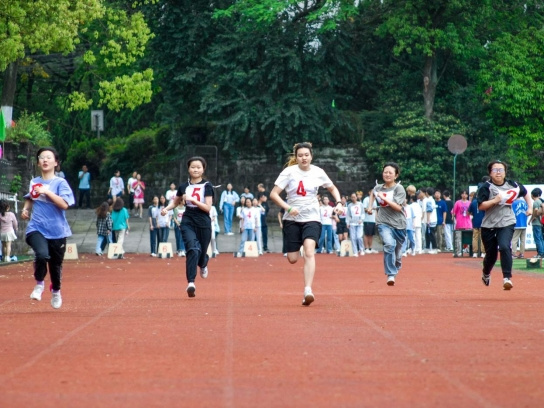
left=0, top=200, right=18, bottom=262
left=95, top=201, right=112, bottom=256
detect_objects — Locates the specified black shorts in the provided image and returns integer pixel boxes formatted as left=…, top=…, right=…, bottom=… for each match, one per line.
left=283, top=221, right=322, bottom=253
left=336, top=219, right=348, bottom=235
left=363, top=222, right=376, bottom=236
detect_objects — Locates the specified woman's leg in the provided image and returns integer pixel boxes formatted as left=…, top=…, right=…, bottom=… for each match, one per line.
left=26, top=232, right=50, bottom=282
left=47, top=238, right=67, bottom=291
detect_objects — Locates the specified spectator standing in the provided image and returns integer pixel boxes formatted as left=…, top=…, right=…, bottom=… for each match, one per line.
left=219, top=183, right=239, bottom=235
left=469, top=192, right=486, bottom=257
left=156, top=195, right=171, bottom=244
left=529, top=188, right=544, bottom=258
left=237, top=198, right=258, bottom=256
left=256, top=183, right=268, bottom=199
left=78, top=164, right=91, bottom=209
left=240, top=186, right=254, bottom=200
left=95, top=201, right=112, bottom=256
left=127, top=171, right=137, bottom=212
left=410, top=194, right=423, bottom=255
left=111, top=198, right=130, bottom=259
left=132, top=174, right=145, bottom=218
left=107, top=170, right=124, bottom=206
left=434, top=190, right=448, bottom=251
left=361, top=189, right=378, bottom=253
left=148, top=196, right=159, bottom=257
left=511, top=196, right=528, bottom=259
left=209, top=205, right=220, bottom=255
left=259, top=194, right=270, bottom=252
left=424, top=187, right=438, bottom=254
left=24, top=147, right=75, bottom=309
left=317, top=195, right=334, bottom=254
left=0, top=200, right=18, bottom=262
left=347, top=192, right=365, bottom=256
left=443, top=190, right=454, bottom=251
left=173, top=201, right=186, bottom=257
left=452, top=190, right=472, bottom=256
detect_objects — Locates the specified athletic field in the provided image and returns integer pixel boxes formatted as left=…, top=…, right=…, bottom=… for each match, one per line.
left=1, top=253, right=543, bottom=407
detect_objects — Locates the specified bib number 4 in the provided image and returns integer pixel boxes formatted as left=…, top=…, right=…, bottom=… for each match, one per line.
left=296, top=181, right=306, bottom=197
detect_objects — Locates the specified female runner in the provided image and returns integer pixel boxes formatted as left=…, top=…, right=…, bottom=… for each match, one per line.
left=270, top=142, right=343, bottom=306
left=162, top=157, right=214, bottom=297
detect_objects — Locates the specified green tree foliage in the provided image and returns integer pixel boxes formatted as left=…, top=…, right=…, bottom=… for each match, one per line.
left=0, top=0, right=104, bottom=71
left=479, top=27, right=544, bottom=178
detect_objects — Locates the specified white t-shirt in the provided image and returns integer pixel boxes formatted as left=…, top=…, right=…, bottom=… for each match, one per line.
left=127, top=177, right=136, bottom=193
left=410, top=202, right=423, bottom=228
left=319, top=205, right=333, bottom=226
left=166, top=189, right=177, bottom=205
left=361, top=196, right=377, bottom=222
left=274, top=164, right=333, bottom=223
left=240, top=207, right=258, bottom=230
left=347, top=202, right=364, bottom=225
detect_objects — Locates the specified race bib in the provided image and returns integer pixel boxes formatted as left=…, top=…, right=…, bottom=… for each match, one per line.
left=376, top=190, right=394, bottom=207
left=498, top=188, right=519, bottom=206
left=29, top=182, right=50, bottom=201
left=185, top=184, right=206, bottom=208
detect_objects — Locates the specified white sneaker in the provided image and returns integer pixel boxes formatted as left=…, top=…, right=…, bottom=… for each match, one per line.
left=353, top=253, right=358, bottom=257
left=371, top=249, right=379, bottom=254
left=283, top=253, right=287, bottom=257
left=481, top=253, right=486, bottom=258
left=200, top=266, right=208, bottom=279
left=151, top=253, right=157, bottom=257
left=186, top=282, right=196, bottom=297
left=387, top=276, right=395, bottom=286
left=237, top=252, right=242, bottom=257
left=473, top=253, right=477, bottom=258
left=258, top=251, right=263, bottom=255
left=302, top=288, right=314, bottom=306
left=503, top=278, right=513, bottom=290
left=30, top=284, right=45, bottom=301
left=180, top=251, right=186, bottom=257
left=51, top=291, right=62, bottom=309
left=411, top=250, right=416, bottom=256
left=402, top=252, right=407, bottom=257
left=359, top=250, right=365, bottom=256
left=213, top=250, right=220, bottom=256
left=365, top=249, right=372, bottom=254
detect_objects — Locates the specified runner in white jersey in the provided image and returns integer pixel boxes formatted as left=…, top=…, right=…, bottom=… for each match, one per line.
left=270, top=142, right=343, bottom=306
left=477, top=160, right=532, bottom=290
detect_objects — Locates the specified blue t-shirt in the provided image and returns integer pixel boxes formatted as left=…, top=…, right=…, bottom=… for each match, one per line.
left=512, top=199, right=528, bottom=229
left=78, top=171, right=91, bottom=189
left=468, top=199, right=485, bottom=228
left=25, top=176, right=75, bottom=239
left=112, top=207, right=130, bottom=231
left=436, top=199, right=448, bottom=225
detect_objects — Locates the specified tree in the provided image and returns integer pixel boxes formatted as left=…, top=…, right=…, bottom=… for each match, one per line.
left=0, top=0, right=103, bottom=123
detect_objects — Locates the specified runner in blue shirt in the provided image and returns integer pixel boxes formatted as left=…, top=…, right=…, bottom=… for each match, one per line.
left=23, top=147, right=75, bottom=309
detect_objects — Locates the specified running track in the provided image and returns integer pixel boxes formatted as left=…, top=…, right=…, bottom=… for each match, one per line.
left=1, top=253, right=543, bottom=407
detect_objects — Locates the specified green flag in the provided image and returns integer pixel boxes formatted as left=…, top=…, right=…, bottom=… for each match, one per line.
left=0, top=110, right=6, bottom=142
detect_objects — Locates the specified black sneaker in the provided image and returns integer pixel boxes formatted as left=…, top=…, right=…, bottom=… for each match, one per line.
left=482, top=273, right=490, bottom=286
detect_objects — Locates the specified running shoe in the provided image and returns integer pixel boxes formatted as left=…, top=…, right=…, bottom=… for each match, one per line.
left=503, top=278, right=513, bottom=290
left=30, top=284, right=45, bottom=301
left=200, top=266, right=208, bottom=279
left=187, top=282, right=196, bottom=297
left=51, top=291, right=62, bottom=309
left=387, top=276, right=395, bottom=286
left=482, top=273, right=490, bottom=286
left=359, top=250, right=366, bottom=256
left=302, top=288, right=314, bottom=306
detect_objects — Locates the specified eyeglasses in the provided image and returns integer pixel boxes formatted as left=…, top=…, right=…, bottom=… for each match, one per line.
left=491, top=168, right=505, bottom=173
left=38, top=155, right=54, bottom=161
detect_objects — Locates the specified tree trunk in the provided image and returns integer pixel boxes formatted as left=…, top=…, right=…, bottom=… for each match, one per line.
left=422, top=56, right=437, bottom=120
left=1, top=61, right=19, bottom=127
